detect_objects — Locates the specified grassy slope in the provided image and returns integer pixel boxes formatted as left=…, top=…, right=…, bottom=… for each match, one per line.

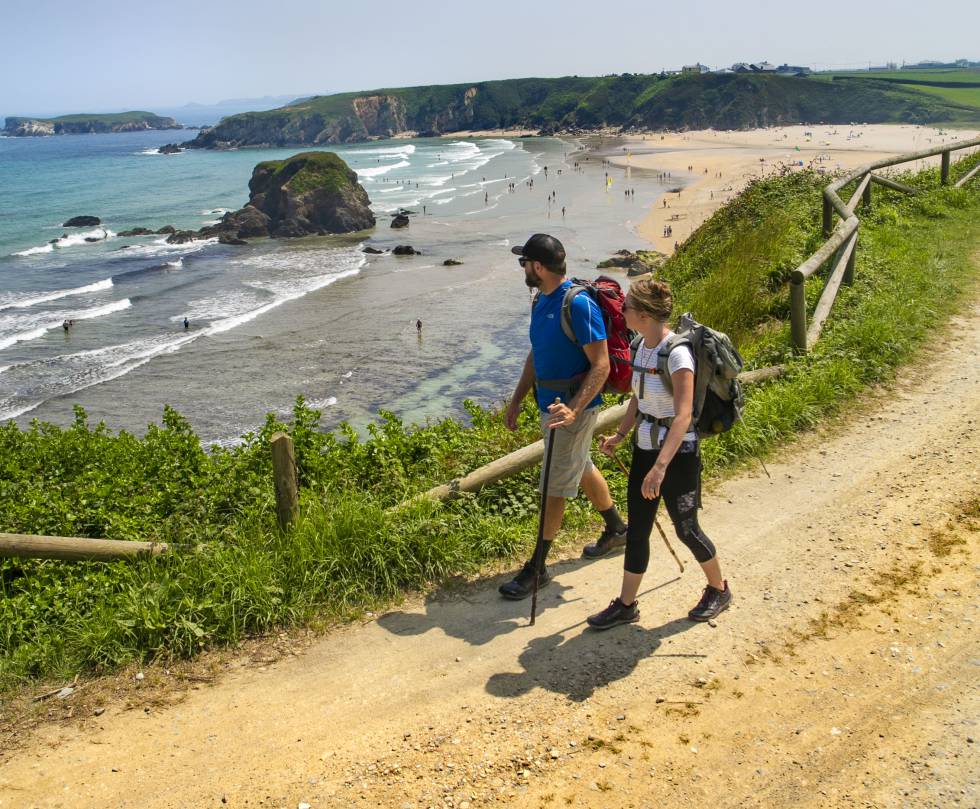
left=195, top=74, right=976, bottom=145
left=817, top=69, right=980, bottom=115
left=1, top=154, right=978, bottom=689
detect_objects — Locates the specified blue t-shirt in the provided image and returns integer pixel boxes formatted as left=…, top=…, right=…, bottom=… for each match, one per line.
left=530, top=280, right=607, bottom=411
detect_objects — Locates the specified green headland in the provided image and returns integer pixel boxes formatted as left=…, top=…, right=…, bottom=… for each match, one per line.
left=185, top=72, right=980, bottom=148
left=3, top=111, right=181, bottom=137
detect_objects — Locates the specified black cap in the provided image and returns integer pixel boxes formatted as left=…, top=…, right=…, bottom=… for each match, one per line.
left=511, top=233, right=566, bottom=268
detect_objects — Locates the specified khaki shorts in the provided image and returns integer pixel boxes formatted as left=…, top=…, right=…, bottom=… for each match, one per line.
left=538, top=407, right=599, bottom=498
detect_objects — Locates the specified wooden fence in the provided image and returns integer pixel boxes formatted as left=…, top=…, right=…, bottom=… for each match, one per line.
left=6, top=135, right=979, bottom=558
left=791, top=134, right=980, bottom=353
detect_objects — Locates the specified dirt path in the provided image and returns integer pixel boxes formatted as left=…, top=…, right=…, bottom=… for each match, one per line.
left=3, top=293, right=980, bottom=807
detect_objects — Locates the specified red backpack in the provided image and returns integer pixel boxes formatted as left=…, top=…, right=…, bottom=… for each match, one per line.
left=553, top=276, right=634, bottom=394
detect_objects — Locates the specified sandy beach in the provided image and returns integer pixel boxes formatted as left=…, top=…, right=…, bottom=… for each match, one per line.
left=604, top=124, right=980, bottom=253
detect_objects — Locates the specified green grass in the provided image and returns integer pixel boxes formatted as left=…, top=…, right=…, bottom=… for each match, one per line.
left=816, top=69, right=980, bottom=114
left=906, top=84, right=980, bottom=109
left=254, top=151, right=355, bottom=195
left=820, top=68, right=980, bottom=86
left=2, top=153, right=978, bottom=691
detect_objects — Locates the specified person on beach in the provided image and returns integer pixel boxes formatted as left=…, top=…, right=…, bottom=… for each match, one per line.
left=416, top=319, right=423, bottom=335
left=183, top=317, right=189, bottom=330
left=587, top=278, right=732, bottom=629
left=499, top=234, right=627, bottom=600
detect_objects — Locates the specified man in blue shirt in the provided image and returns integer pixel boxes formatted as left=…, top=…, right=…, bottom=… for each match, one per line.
left=500, top=234, right=628, bottom=600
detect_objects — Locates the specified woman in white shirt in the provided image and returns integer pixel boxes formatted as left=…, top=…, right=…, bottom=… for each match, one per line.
left=587, top=278, right=732, bottom=629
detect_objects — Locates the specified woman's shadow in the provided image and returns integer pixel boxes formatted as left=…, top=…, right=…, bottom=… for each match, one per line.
left=485, top=615, right=699, bottom=702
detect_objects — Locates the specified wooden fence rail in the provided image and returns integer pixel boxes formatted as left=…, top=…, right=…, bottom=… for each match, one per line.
left=402, top=365, right=786, bottom=507
left=8, top=138, right=978, bottom=559
left=798, top=134, right=980, bottom=353
left=0, top=533, right=167, bottom=562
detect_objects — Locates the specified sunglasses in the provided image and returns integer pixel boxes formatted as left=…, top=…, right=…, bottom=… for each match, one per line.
left=518, top=257, right=530, bottom=267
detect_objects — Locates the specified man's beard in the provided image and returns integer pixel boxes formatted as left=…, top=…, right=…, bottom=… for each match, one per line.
left=524, top=268, right=542, bottom=288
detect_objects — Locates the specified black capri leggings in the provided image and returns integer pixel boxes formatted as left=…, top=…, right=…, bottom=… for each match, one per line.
left=625, top=444, right=716, bottom=574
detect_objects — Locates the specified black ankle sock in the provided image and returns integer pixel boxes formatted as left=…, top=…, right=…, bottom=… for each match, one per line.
left=599, top=505, right=626, bottom=533
left=530, top=540, right=552, bottom=572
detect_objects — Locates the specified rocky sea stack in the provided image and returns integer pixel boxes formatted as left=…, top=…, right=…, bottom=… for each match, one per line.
left=114, top=152, right=375, bottom=244
left=227, top=151, right=375, bottom=237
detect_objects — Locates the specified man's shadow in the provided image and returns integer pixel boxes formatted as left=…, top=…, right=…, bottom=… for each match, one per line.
left=485, top=615, right=699, bottom=702
left=376, top=556, right=601, bottom=647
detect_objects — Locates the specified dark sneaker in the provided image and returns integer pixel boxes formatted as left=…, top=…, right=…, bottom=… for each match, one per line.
left=587, top=598, right=640, bottom=630
left=582, top=525, right=628, bottom=558
left=688, top=581, right=732, bottom=622
left=498, top=561, right=550, bottom=600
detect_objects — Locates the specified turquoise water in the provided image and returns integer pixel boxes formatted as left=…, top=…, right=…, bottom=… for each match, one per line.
left=0, top=130, right=673, bottom=441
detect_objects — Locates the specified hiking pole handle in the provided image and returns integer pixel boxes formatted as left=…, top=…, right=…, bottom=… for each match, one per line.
left=531, top=398, right=561, bottom=627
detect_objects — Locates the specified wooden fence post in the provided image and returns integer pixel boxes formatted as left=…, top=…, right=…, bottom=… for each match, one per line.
left=270, top=433, right=299, bottom=531
left=822, top=195, right=833, bottom=237
left=790, top=273, right=808, bottom=353
left=862, top=176, right=872, bottom=208
left=940, top=151, right=951, bottom=185
left=843, top=232, right=857, bottom=286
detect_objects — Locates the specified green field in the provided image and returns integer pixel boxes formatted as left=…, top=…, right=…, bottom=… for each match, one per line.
left=819, top=69, right=980, bottom=113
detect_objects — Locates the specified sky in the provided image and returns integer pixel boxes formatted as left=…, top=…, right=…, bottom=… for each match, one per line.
left=1, top=0, right=978, bottom=116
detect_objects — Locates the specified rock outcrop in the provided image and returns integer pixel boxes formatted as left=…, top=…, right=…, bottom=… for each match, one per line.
left=140, top=152, right=374, bottom=244
left=63, top=216, right=101, bottom=227
left=392, top=245, right=419, bottom=255
left=391, top=214, right=410, bottom=229
left=443, top=258, right=464, bottom=266
left=158, top=143, right=183, bottom=154
left=118, top=227, right=155, bottom=237
left=597, top=249, right=666, bottom=276
left=238, top=151, right=375, bottom=237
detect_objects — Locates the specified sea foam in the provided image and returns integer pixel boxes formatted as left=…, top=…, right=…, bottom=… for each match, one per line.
left=0, top=279, right=114, bottom=312
left=0, top=298, right=132, bottom=352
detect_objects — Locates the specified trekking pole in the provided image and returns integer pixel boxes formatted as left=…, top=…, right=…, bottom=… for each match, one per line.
left=530, top=399, right=560, bottom=627
left=610, top=451, right=684, bottom=574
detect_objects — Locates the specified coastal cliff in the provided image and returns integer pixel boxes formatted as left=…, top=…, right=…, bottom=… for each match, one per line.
left=183, top=73, right=976, bottom=149
left=3, top=111, right=181, bottom=136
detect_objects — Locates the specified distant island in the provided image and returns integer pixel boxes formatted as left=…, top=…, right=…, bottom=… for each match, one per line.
left=3, top=111, right=181, bottom=137
left=183, top=72, right=980, bottom=149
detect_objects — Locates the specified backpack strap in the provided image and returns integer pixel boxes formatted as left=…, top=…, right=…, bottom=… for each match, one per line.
left=559, top=285, right=587, bottom=346
left=655, top=334, right=694, bottom=432
left=533, top=285, right=589, bottom=402
left=629, top=334, right=648, bottom=398
left=655, top=334, right=691, bottom=396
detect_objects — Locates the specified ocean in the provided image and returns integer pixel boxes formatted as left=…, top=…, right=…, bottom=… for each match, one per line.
left=0, top=130, right=671, bottom=443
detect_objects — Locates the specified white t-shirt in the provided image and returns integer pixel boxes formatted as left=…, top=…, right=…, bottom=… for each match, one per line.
left=632, top=333, right=697, bottom=450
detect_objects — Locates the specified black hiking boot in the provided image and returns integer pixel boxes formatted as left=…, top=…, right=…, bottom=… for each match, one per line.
left=587, top=597, right=640, bottom=630
left=688, top=581, right=732, bottom=622
left=582, top=525, right=628, bottom=558
left=498, top=561, right=550, bottom=600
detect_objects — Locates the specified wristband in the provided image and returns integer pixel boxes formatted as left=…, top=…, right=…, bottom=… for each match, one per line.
left=615, top=430, right=628, bottom=438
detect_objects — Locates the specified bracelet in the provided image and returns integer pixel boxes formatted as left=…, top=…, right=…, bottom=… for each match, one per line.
left=615, top=430, right=628, bottom=438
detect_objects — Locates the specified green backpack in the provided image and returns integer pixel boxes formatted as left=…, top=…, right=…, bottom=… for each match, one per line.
left=630, top=313, right=745, bottom=437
